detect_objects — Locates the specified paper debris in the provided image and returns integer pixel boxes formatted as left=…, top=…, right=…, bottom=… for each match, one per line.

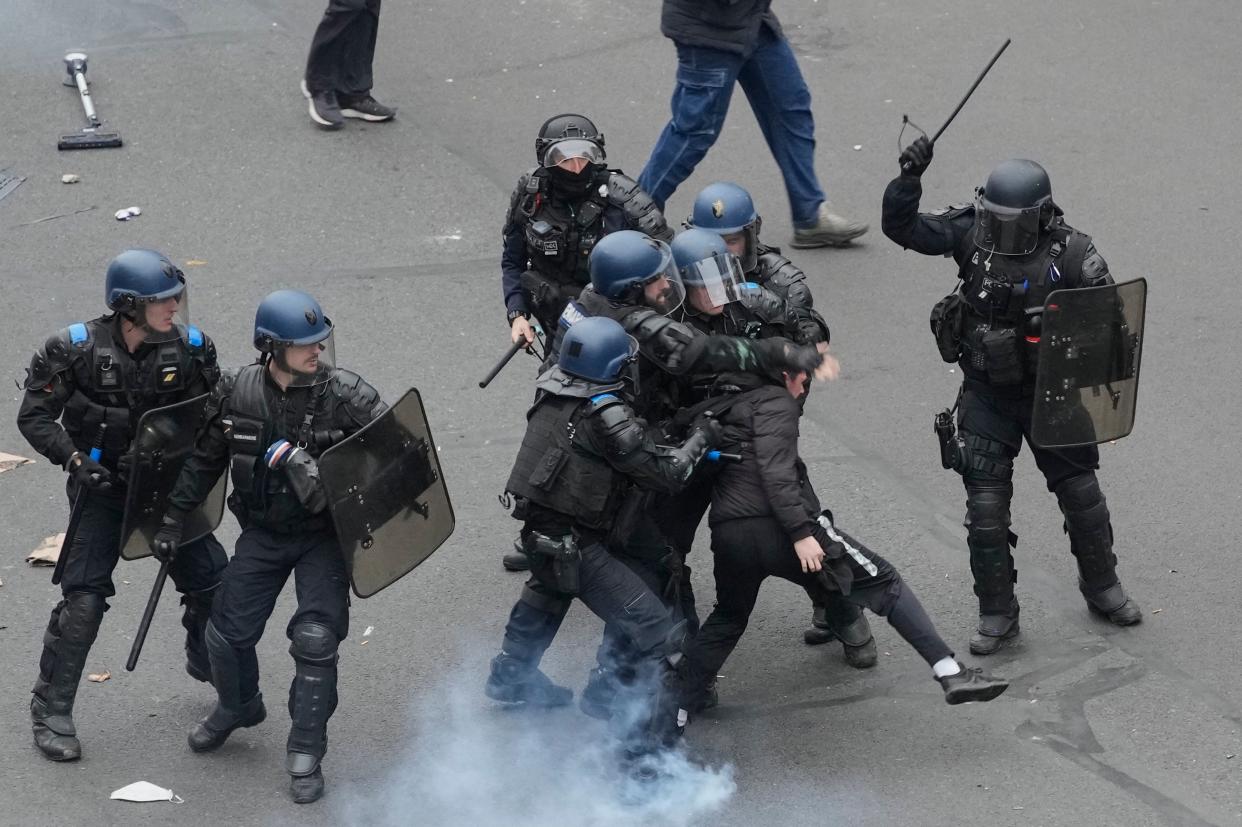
left=0, top=452, right=33, bottom=473
left=88, top=671, right=111, bottom=683
left=184, top=260, right=208, bottom=267
left=363, top=625, right=374, bottom=637
left=27, top=534, right=65, bottom=566
left=114, top=206, right=142, bottom=221
left=61, top=174, right=81, bottom=184
left=111, top=781, right=183, bottom=804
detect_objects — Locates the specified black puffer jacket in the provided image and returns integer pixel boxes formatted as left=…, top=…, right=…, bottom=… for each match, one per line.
left=661, top=0, right=784, bottom=56
left=708, top=383, right=820, bottom=542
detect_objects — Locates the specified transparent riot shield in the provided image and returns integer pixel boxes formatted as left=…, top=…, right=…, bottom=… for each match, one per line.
left=120, top=394, right=227, bottom=560
left=317, top=388, right=455, bottom=598
left=1031, top=279, right=1146, bottom=449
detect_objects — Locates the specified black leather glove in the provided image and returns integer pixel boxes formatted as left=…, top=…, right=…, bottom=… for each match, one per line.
left=67, top=452, right=112, bottom=490
left=151, top=515, right=184, bottom=563
left=691, top=412, right=724, bottom=448
left=900, top=136, right=933, bottom=177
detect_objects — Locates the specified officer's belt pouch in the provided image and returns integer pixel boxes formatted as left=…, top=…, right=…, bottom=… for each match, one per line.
left=982, top=328, right=1024, bottom=385
left=527, top=447, right=568, bottom=492
left=527, top=532, right=581, bottom=594
left=929, top=293, right=964, bottom=363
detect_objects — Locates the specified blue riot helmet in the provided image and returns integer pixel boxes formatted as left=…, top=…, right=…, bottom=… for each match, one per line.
left=104, top=249, right=189, bottom=342
left=588, top=230, right=685, bottom=315
left=253, top=289, right=336, bottom=386
left=671, top=228, right=748, bottom=317
left=688, top=181, right=762, bottom=273
left=558, top=316, right=639, bottom=386
left=974, top=159, right=1056, bottom=256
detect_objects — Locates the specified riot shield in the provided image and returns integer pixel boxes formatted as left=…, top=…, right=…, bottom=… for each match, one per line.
left=1031, top=279, right=1146, bottom=449
left=318, top=388, right=455, bottom=598
left=120, top=394, right=228, bottom=560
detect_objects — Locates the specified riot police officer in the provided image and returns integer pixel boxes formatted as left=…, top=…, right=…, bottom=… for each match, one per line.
left=487, top=316, right=720, bottom=770
left=686, top=181, right=829, bottom=348
left=16, top=249, right=228, bottom=762
left=881, top=138, right=1142, bottom=655
left=159, top=290, right=387, bottom=803
left=502, top=113, right=674, bottom=345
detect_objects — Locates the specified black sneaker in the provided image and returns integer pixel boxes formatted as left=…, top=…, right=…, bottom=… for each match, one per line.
left=938, top=662, right=1009, bottom=705
left=339, top=94, right=396, bottom=122
left=308, top=89, right=344, bottom=130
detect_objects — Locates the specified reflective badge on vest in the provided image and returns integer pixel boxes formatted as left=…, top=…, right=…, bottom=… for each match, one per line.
left=159, top=365, right=179, bottom=386
left=558, top=300, right=586, bottom=331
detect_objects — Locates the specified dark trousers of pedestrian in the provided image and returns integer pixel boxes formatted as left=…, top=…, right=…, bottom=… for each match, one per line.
left=956, top=381, right=1121, bottom=615
left=682, top=516, right=954, bottom=704
left=305, top=0, right=382, bottom=97
left=639, top=25, right=826, bottom=225
left=208, top=526, right=350, bottom=759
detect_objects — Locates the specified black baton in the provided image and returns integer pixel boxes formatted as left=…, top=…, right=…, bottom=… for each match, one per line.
left=479, top=339, right=527, bottom=389
left=126, top=558, right=169, bottom=672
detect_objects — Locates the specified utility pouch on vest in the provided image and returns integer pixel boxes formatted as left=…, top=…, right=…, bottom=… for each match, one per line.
left=982, top=328, right=1024, bottom=385
left=527, top=446, right=569, bottom=492
left=526, top=532, right=581, bottom=594
left=929, top=293, right=965, bottom=363
left=934, top=408, right=967, bottom=473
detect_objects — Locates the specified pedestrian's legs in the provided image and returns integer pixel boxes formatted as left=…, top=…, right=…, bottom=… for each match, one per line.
left=339, top=0, right=382, bottom=97
left=736, top=29, right=826, bottom=225
left=305, top=0, right=370, bottom=93
left=638, top=44, right=742, bottom=209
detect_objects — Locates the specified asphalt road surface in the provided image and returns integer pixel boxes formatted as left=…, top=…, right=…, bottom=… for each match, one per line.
left=1, top=1, right=1239, bottom=825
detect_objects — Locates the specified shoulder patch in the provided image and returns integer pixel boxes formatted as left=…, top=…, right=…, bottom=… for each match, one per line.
left=186, top=325, right=204, bottom=347
left=68, top=323, right=89, bottom=344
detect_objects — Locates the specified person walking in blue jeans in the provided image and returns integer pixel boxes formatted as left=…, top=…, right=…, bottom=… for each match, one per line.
left=639, top=1, right=868, bottom=249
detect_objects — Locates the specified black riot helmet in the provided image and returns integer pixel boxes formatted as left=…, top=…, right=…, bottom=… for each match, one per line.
left=973, top=159, right=1057, bottom=256
left=534, top=113, right=606, bottom=164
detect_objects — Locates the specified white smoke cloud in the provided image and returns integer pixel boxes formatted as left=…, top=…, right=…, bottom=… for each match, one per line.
left=339, top=652, right=735, bottom=827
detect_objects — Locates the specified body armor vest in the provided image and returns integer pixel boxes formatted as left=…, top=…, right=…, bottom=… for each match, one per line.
left=954, top=219, right=1089, bottom=385
left=516, top=168, right=616, bottom=288
left=505, top=392, right=627, bottom=531
left=58, top=318, right=208, bottom=460
left=222, top=364, right=339, bottom=532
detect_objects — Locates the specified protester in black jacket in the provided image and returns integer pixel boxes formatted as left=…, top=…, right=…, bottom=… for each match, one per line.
left=681, top=369, right=1010, bottom=713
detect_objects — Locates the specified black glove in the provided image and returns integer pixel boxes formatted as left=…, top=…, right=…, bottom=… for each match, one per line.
left=151, top=515, right=184, bottom=563
left=899, top=136, right=933, bottom=177
left=691, top=412, right=724, bottom=448
left=67, top=452, right=112, bottom=490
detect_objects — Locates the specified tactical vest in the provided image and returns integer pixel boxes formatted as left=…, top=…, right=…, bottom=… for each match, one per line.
left=58, top=318, right=209, bottom=459
left=222, top=364, right=339, bottom=532
left=954, top=219, right=1091, bottom=385
left=505, top=392, right=628, bottom=531
left=515, top=167, right=619, bottom=288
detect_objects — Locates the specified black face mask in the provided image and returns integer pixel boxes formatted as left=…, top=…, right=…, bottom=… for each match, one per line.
left=547, top=165, right=595, bottom=196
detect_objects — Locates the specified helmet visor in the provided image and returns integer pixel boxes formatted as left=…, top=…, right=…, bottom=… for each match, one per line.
left=974, top=197, right=1043, bottom=256
left=273, top=329, right=336, bottom=387
left=542, top=139, right=605, bottom=170
left=682, top=252, right=747, bottom=312
left=135, top=283, right=189, bottom=343
left=640, top=242, right=686, bottom=316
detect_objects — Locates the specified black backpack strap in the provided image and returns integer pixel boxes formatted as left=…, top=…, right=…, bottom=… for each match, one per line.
left=1059, top=230, right=1093, bottom=287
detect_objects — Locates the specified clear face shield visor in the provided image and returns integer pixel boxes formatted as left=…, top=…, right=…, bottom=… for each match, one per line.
left=639, top=243, right=687, bottom=316
left=541, top=139, right=606, bottom=171
left=974, top=196, right=1044, bottom=256
left=129, top=282, right=190, bottom=343
left=271, top=330, right=336, bottom=387
left=682, top=252, right=747, bottom=314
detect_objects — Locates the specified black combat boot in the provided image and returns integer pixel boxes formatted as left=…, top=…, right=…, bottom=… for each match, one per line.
left=802, top=603, right=839, bottom=646
left=969, top=605, right=1021, bottom=656
left=580, top=666, right=619, bottom=720
left=502, top=537, right=530, bottom=572
left=937, top=661, right=1010, bottom=705
left=485, top=653, right=573, bottom=707
left=181, top=586, right=217, bottom=683
left=31, top=593, right=106, bottom=762
left=836, top=614, right=878, bottom=669
left=1083, top=583, right=1143, bottom=626
left=188, top=622, right=266, bottom=752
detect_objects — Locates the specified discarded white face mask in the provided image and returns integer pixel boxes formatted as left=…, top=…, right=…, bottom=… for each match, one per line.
left=110, top=781, right=184, bottom=803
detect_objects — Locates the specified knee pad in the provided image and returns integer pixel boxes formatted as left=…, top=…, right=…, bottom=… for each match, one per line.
left=60, top=592, right=107, bottom=643
left=1056, top=473, right=1110, bottom=533
left=289, top=622, right=339, bottom=666
left=964, top=484, right=1014, bottom=550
